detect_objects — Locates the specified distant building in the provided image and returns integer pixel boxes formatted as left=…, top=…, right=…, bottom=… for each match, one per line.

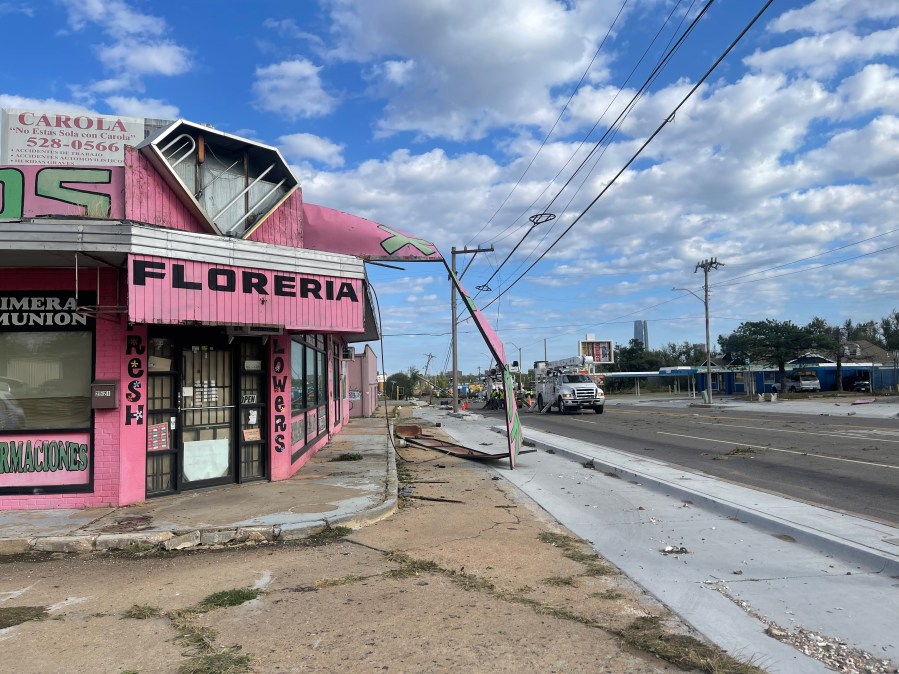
left=634, top=320, right=649, bottom=349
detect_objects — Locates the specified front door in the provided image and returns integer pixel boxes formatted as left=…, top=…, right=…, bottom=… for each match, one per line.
left=146, top=332, right=269, bottom=497
left=180, top=346, right=235, bottom=488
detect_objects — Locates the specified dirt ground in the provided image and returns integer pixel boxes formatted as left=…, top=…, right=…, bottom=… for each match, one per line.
left=0, top=421, right=747, bottom=674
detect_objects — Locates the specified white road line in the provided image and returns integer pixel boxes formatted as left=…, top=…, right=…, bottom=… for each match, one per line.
left=657, top=431, right=899, bottom=470
left=693, top=421, right=899, bottom=444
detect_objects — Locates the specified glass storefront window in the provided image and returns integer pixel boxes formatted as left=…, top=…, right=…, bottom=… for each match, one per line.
left=0, top=332, right=92, bottom=431
left=290, top=334, right=328, bottom=415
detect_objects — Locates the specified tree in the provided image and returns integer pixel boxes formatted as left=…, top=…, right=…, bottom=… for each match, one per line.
left=803, top=317, right=842, bottom=391
left=718, top=320, right=811, bottom=382
left=880, top=309, right=899, bottom=351
left=385, top=370, right=415, bottom=400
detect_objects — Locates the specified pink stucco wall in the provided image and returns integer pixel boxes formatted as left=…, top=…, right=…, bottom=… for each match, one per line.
left=346, top=345, right=378, bottom=418
left=0, top=267, right=131, bottom=510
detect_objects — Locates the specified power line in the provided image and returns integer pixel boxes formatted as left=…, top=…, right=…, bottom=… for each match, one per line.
left=477, top=0, right=715, bottom=295
left=480, top=0, right=775, bottom=312
left=464, top=0, right=631, bottom=249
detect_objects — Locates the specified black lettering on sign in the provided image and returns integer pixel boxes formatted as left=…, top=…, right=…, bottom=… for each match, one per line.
left=132, top=259, right=361, bottom=303
left=125, top=332, right=145, bottom=425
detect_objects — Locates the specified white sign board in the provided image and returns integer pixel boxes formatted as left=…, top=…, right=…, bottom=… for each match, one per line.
left=1, top=108, right=146, bottom=166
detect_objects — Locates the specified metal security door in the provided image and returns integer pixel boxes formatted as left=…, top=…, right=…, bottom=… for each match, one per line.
left=180, top=347, right=235, bottom=488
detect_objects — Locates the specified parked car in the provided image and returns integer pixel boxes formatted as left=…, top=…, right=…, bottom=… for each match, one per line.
left=771, top=374, right=821, bottom=393
left=0, top=390, right=25, bottom=430
left=851, top=380, right=871, bottom=393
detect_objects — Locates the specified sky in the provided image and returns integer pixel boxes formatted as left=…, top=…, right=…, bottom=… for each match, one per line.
left=1, top=0, right=897, bottom=377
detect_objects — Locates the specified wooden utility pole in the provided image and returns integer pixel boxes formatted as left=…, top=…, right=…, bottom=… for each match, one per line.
left=695, top=258, right=724, bottom=403
left=450, top=245, right=493, bottom=412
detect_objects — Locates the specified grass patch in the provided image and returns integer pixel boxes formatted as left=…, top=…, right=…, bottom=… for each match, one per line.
left=582, top=562, right=616, bottom=576
left=543, top=576, right=577, bottom=587
left=0, top=605, right=47, bottom=629
left=615, top=616, right=765, bottom=674
left=172, top=611, right=217, bottom=653
left=178, top=649, right=251, bottom=674
left=315, top=574, right=368, bottom=588
left=453, top=573, right=496, bottom=593
left=537, top=532, right=579, bottom=548
left=122, top=604, right=164, bottom=620
left=329, top=452, right=363, bottom=462
left=196, top=588, right=261, bottom=613
left=538, top=531, right=618, bottom=576
left=593, top=589, right=624, bottom=600
left=385, top=551, right=442, bottom=578
left=302, top=525, right=352, bottom=547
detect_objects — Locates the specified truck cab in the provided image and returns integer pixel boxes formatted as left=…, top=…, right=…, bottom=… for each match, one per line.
left=535, top=357, right=605, bottom=414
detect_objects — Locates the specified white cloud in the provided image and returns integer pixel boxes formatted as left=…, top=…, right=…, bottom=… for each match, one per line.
left=323, top=0, right=626, bottom=140
left=769, top=0, right=899, bottom=34
left=97, top=41, right=191, bottom=78
left=105, top=96, right=179, bottom=119
left=253, top=59, right=338, bottom=119
left=745, top=27, right=899, bottom=78
left=59, top=0, right=191, bottom=98
left=0, top=95, right=92, bottom=114
left=279, top=132, right=345, bottom=167
left=838, top=64, right=899, bottom=116
left=61, top=0, right=166, bottom=36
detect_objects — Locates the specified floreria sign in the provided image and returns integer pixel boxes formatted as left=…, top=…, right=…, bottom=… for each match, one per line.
left=127, top=255, right=364, bottom=332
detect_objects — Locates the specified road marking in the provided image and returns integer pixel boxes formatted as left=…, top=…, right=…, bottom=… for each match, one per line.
left=571, top=418, right=595, bottom=424
left=657, top=431, right=899, bottom=470
left=693, top=421, right=899, bottom=444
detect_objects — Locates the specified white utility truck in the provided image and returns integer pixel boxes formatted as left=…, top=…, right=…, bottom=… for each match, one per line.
left=535, top=356, right=605, bottom=414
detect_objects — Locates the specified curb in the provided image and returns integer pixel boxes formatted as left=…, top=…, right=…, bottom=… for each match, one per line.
left=493, top=425, right=899, bottom=577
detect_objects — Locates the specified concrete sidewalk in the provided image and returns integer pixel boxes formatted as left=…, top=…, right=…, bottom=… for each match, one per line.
left=0, top=416, right=397, bottom=556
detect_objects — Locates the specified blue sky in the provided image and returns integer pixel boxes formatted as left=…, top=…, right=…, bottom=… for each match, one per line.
left=2, top=0, right=898, bottom=376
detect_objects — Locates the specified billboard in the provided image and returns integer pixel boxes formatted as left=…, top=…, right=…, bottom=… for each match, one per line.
left=579, top=339, right=614, bottom=364
left=0, top=108, right=167, bottom=166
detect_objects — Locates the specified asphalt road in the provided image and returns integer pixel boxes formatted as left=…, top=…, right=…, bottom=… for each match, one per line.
left=488, top=402, right=899, bottom=526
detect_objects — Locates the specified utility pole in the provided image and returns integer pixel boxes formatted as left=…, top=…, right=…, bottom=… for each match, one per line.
left=451, top=245, right=493, bottom=412
left=423, top=353, right=434, bottom=404
left=695, top=258, right=724, bottom=403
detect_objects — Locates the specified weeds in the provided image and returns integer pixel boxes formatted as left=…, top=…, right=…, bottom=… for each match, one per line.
left=329, top=452, right=364, bottom=462
left=302, top=525, right=352, bottom=547
left=120, top=588, right=259, bottom=674
left=615, top=616, right=766, bottom=674
left=593, top=589, right=624, bottom=600
left=122, top=604, right=163, bottom=620
left=543, top=576, right=577, bottom=587
left=196, top=588, right=261, bottom=613
left=178, top=649, right=251, bottom=674
left=385, top=551, right=441, bottom=578
left=315, top=575, right=368, bottom=589
left=538, top=531, right=617, bottom=576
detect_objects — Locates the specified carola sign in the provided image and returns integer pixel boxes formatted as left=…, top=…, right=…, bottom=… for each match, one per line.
left=127, top=255, right=364, bottom=332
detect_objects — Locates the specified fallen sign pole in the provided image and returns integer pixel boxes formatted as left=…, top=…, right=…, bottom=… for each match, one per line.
left=395, top=425, right=535, bottom=461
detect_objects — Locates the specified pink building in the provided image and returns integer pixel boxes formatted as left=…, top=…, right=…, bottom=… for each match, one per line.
left=346, top=345, right=380, bottom=418
left=0, top=114, right=401, bottom=510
